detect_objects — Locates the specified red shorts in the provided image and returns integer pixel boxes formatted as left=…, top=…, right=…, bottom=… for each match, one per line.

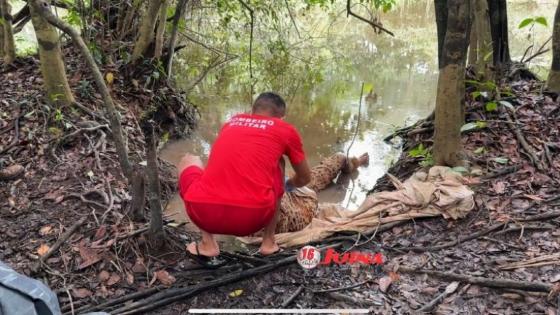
left=178, top=166, right=283, bottom=236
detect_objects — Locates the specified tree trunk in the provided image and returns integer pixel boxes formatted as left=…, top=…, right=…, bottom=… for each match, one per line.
left=488, top=0, right=510, bottom=68
left=130, top=170, right=146, bottom=222
left=166, top=0, right=188, bottom=79
left=0, top=15, right=5, bottom=58
left=434, top=0, right=448, bottom=69
left=29, top=0, right=74, bottom=106
left=143, top=121, right=165, bottom=246
left=131, top=0, right=164, bottom=61
left=117, top=0, right=141, bottom=41
left=468, top=12, right=477, bottom=65
left=154, top=0, right=168, bottom=59
left=547, top=1, right=560, bottom=93
left=474, top=0, right=493, bottom=80
left=0, top=0, right=16, bottom=64
left=31, top=0, right=133, bottom=180
left=433, top=0, right=470, bottom=167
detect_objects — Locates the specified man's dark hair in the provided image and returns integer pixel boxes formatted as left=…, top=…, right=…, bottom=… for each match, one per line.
left=252, top=92, right=286, bottom=116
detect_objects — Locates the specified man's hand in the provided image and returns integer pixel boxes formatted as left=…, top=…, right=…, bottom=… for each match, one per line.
left=288, top=159, right=311, bottom=188
left=177, top=154, right=203, bottom=176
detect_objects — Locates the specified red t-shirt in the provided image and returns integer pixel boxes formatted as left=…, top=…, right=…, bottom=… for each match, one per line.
left=185, top=113, right=306, bottom=208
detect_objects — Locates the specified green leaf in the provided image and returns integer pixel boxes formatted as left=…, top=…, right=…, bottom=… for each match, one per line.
left=518, top=18, right=534, bottom=29
left=485, top=101, right=498, bottom=112
left=493, top=157, right=509, bottom=164
left=474, top=147, right=486, bottom=154
left=534, top=16, right=548, bottom=27
left=363, top=82, right=374, bottom=94
left=229, top=289, right=244, bottom=297
left=451, top=166, right=469, bottom=174
left=471, top=91, right=482, bottom=99
left=498, top=100, right=514, bottom=110
left=460, top=122, right=479, bottom=132
left=476, top=121, right=487, bottom=129
left=461, top=121, right=487, bottom=132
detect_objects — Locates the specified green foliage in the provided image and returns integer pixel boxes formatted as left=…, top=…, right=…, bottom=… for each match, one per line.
left=493, top=157, right=509, bottom=164
left=474, top=147, right=487, bottom=155
left=54, top=108, right=64, bottom=122
left=460, top=121, right=487, bottom=132
left=409, top=143, right=429, bottom=158
left=485, top=101, right=497, bottom=112
left=63, top=8, right=82, bottom=26
left=518, top=16, right=548, bottom=29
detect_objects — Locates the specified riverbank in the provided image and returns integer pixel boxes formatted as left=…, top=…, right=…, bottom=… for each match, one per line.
left=152, top=72, right=560, bottom=313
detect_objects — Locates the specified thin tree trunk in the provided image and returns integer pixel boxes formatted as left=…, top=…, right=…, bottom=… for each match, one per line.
left=488, top=0, right=510, bottom=68
left=143, top=121, right=165, bottom=245
left=29, top=0, right=74, bottom=106
left=117, top=0, right=141, bottom=40
left=0, top=15, right=5, bottom=57
left=131, top=0, right=164, bottom=61
left=468, top=12, right=478, bottom=65
left=474, top=0, right=493, bottom=80
left=0, top=0, right=16, bottom=64
left=434, top=0, right=448, bottom=69
left=130, top=170, right=146, bottom=221
left=166, top=0, right=188, bottom=79
left=31, top=0, right=133, bottom=180
left=547, top=1, right=560, bottom=93
left=154, top=0, right=168, bottom=59
left=433, top=0, right=471, bottom=167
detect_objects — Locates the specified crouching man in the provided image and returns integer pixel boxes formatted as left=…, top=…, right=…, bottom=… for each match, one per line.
left=177, top=92, right=311, bottom=258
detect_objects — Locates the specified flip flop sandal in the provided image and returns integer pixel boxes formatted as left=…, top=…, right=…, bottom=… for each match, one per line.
left=249, top=247, right=285, bottom=258
left=186, top=242, right=229, bottom=269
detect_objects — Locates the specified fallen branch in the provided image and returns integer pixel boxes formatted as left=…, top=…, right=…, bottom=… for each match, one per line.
left=313, top=280, right=371, bottom=294
left=395, top=208, right=560, bottom=253
left=281, top=285, right=304, bottom=307
left=398, top=266, right=553, bottom=293
left=110, top=243, right=342, bottom=314
left=505, top=110, right=544, bottom=170
left=418, top=281, right=459, bottom=312
left=32, top=216, right=87, bottom=273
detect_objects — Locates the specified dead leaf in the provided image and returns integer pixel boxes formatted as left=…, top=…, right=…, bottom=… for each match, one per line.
left=39, top=225, right=53, bottom=236
left=154, top=270, right=176, bottom=286
left=106, top=274, right=121, bottom=286
left=229, top=289, right=244, bottom=297
left=444, top=281, right=459, bottom=295
left=523, top=194, right=544, bottom=201
left=493, top=181, right=506, bottom=194
left=378, top=275, right=393, bottom=293
left=132, top=258, right=147, bottom=273
left=126, top=272, right=134, bottom=285
left=72, top=288, right=93, bottom=299
left=37, top=244, right=50, bottom=256
left=551, top=274, right=560, bottom=282
left=77, top=242, right=101, bottom=270
left=94, top=225, right=107, bottom=240
left=98, top=270, right=110, bottom=282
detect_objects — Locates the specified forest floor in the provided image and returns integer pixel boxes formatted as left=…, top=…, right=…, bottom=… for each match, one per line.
left=1, top=54, right=560, bottom=315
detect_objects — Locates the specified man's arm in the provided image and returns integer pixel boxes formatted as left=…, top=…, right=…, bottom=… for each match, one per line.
left=287, top=159, right=311, bottom=188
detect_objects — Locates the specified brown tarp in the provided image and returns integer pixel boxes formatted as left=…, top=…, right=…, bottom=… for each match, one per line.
left=239, top=166, right=475, bottom=248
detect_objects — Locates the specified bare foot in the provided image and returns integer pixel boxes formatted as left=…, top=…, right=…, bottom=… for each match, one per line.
left=357, top=152, right=369, bottom=167
left=186, top=240, right=220, bottom=257
left=258, top=241, right=280, bottom=256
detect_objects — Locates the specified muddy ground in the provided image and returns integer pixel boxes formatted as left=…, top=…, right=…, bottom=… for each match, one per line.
left=1, top=55, right=560, bottom=315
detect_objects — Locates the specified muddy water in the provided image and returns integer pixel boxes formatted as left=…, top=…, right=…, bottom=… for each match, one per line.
left=160, top=1, right=556, bottom=232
